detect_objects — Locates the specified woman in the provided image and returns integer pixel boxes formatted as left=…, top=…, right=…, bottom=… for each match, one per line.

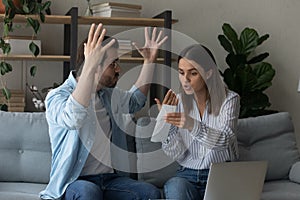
left=155, top=44, right=240, bottom=200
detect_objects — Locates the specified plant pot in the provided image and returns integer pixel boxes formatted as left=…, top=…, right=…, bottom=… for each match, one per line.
left=0, top=0, right=21, bottom=14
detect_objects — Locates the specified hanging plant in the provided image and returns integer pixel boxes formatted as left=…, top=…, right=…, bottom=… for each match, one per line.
left=0, top=0, right=51, bottom=110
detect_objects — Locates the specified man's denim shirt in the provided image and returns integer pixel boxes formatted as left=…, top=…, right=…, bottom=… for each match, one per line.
left=39, top=72, right=146, bottom=199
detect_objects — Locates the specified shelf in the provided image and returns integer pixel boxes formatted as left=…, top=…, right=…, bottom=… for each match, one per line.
left=0, top=14, right=178, bottom=27
left=0, top=55, right=70, bottom=61
left=0, top=55, right=170, bottom=63
left=120, top=56, right=164, bottom=63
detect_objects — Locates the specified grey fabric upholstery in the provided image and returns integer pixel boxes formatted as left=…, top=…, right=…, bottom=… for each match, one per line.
left=289, top=161, right=300, bottom=183
left=0, top=111, right=51, bottom=200
left=135, top=112, right=300, bottom=200
left=1, top=111, right=300, bottom=200
left=237, top=112, right=300, bottom=181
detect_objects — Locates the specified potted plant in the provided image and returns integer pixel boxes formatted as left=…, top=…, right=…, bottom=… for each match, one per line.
left=0, top=0, right=51, bottom=111
left=218, top=23, right=276, bottom=118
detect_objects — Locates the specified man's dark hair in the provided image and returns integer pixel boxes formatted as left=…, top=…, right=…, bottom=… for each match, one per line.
left=75, top=36, right=119, bottom=77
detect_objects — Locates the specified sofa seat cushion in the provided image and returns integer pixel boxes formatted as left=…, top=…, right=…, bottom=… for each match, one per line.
left=237, top=112, right=300, bottom=181
left=0, top=111, right=51, bottom=184
left=261, top=180, right=300, bottom=200
left=0, top=182, right=47, bottom=200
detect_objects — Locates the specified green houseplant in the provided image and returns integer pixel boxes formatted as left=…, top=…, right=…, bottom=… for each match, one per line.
left=218, top=23, right=276, bottom=118
left=0, top=0, right=51, bottom=111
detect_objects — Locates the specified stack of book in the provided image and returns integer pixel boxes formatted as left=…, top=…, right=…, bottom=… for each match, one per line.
left=118, top=39, right=132, bottom=56
left=91, top=2, right=142, bottom=18
left=0, top=89, right=25, bottom=112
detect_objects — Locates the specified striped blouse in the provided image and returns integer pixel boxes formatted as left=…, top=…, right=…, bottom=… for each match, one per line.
left=162, top=90, right=240, bottom=170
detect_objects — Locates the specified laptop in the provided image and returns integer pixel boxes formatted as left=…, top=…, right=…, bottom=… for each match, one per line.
left=203, top=161, right=268, bottom=200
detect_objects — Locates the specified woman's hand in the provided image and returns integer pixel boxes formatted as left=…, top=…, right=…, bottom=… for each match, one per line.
left=155, top=89, right=194, bottom=131
left=164, top=112, right=194, bottom=131
left=154, top=89, right=178, bottom=111
left=132, top=27, right=168, bottom=63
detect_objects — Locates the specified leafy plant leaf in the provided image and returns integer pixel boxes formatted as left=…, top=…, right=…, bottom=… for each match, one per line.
left=218, top=35, right=233, bottom=53
left=0, top=62, right=12, bottom=75
left=2, top=87, right=11, bottom=100
left=222, top=23, right=238, bottom=43
left=225, top=53, right=247, bottom=72
left=42, top=1, right=51, bottom=11
left=240, top=28, right=259, bottom=55
left=29, top=42, right=40, bottom=57
left=257, top=34, right=270, bottom=46
left=247, top=52, right=269, bottom=64
left=30, top=65, right=37, bottom=77
left=252, top=62, right=275, bottom=91
left=0, top=104, right=8, bottom=111
left=26, top=17, right=40, bottom=34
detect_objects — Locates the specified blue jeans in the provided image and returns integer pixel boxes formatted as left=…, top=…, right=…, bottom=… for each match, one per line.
left=164, top=166, right=209, bottom=200
left=64, top=173, right=161, bottom=200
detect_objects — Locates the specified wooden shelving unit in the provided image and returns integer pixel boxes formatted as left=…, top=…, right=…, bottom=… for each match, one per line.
left=1, top=8, right=177, bottom=101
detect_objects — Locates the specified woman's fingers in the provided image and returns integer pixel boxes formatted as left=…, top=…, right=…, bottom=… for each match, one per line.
left=164, top=112, right=185, bottom=126
left=154, top=98, right=162, bottom=111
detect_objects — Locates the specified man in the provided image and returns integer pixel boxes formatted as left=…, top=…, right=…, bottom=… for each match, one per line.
left=40, top=23, right=167, bottom=200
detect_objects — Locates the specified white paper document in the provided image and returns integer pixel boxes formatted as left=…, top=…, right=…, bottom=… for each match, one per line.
left=151, top=105, right=176, bottom=142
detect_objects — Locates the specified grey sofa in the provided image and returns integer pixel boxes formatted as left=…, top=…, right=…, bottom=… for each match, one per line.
left=135, top=112, right=300, bottom=200
left=0, top=111, right=300, bottom=200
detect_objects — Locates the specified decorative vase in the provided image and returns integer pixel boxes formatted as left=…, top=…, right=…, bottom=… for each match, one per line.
left=0, top=0, right=21, bottom=14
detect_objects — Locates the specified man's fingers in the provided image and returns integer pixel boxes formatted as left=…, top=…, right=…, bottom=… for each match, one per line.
left=96, top=25, right=106, bottom=46
left=144, top=27, right=150, bottom=42
left=132, top=42, right=143, bottom=56
left=157, top=36, right=168, bottom=47
left=101, top=38, right=115, bottom=51
left=93, top=23, right=103, bottom=46
left=151, top=27, right=157, bottom=41
left=155, top=30, right=163, bottom=43
left=87, top=23, right=96, bottom=45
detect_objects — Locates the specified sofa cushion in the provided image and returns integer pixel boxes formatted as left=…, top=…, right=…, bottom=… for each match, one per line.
left=289, top=161, right=300, bottom=184
left=0, top=111, right=51, bottom=184
left=0, top=182, right=47, bottom=200
left=237, top=112, right=300, bottom=181
left=135, top=117, right=179, bottom=188
left=261, top=180, right=300, bottom=200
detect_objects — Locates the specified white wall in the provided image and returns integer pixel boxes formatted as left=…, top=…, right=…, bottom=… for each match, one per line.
left=1, top=0, right=300, bottom=145
left=142, top=0, right=300, bottom=147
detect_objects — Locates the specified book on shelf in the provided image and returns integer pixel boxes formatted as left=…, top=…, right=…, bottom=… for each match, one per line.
left=91, top=2, right=141, bottom=18
left=0, top=89, right=25, bottom=97
left=93, top=9, right=140, bottom=18
left=8, top=106, right=25, bottom=112
left=117, top=39, right=132, bottom=56
left=0, top=96, right=25, bottom=103
left=91, top=2, right=142, bottom=10
left=0, top=89, right=25, bottom=112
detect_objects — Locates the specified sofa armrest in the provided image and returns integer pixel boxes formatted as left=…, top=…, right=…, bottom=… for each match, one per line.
left=289, top=161, right=300, bottom=183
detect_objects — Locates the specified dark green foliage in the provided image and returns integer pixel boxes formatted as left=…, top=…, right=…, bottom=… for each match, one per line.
left=218, top=23, right=276, bottom=118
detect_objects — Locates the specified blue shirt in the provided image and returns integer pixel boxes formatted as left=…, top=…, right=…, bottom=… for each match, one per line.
left=40, top=72, right=147, bottom=199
